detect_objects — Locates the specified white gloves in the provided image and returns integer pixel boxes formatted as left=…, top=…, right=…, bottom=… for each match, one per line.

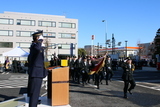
left=38, top=35, right=45, bottom=47
left=39, top=35, right=44, bottom=40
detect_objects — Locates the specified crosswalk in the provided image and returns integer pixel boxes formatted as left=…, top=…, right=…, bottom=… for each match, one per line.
left=0, top=74, right=47, bottom=89
left=0, top=74, right=28, bottom=88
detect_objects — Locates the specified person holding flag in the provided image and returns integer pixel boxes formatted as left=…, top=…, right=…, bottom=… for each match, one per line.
left=88, top=53, right=107, bottom=89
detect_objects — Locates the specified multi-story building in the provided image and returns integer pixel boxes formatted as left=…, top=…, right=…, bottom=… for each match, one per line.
left=0, top=11, right=78, bottom=62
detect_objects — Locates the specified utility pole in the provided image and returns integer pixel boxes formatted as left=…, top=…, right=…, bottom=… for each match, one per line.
left=102, top=20, right=107, bottom=51
left=97, top=42, right=99, bottom=56
left=112, top=33, right=115, bottom=54
left=125, top=40, right=128, bottom=58
left=91, top=35, right=94, bottom=56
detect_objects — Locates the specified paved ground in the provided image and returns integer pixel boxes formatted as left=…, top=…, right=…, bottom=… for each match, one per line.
left=0, top=66, right=160, bottom=107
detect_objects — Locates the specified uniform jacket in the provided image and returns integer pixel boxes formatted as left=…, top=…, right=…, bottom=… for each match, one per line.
left=105, top=59, right=112, bottom=72
left=122, top=63, right=135, bottom=81
left=81, top=61, right=91, bottom=73
left=28, top=41, right=48, bottom=78
left=75, top=58, right=83, bottom=69
left=69, top=59, right=75, bottom=69
left=105, top=59, right=112, bottom=67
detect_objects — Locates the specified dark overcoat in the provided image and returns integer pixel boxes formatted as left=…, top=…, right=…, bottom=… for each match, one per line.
left=122, top=63, right=135, bottom=81
left=105, top=59, right=112, bottom=72
left=81, top=61, right=91, bottom=73
left=28, top=41, right=48, bottom=78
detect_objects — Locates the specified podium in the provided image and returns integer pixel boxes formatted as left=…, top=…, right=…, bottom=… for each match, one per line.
left=47, top=67, right=69, bottom=106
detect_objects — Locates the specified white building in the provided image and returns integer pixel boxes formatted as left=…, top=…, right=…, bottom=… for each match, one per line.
left=0, top=11, right=78, bottom=62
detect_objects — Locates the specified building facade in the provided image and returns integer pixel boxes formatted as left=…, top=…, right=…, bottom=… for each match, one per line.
left=84, top=45, right=139, bottom=59
left=0, top=11, right=78, bottom=62
left=138, top=43, right=153, bottom=60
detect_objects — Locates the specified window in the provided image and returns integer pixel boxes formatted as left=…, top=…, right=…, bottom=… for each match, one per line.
left=16, top=31, right=34, bottom=37
left=0, top=30, right=13, bottom=36
left=59, top=22, right=76, bottom=28
left=43, top=32, right=56, bottom=38
left=48, top=43, right=56, bottom=49
left=38, top=21, right=56, bottom=27
left=58, top=33, right=76, bottom=39
left=0, top=18, right=13, bottom=25
left=17, top=19, right=35, bottom=26
left=58, top=44, right=75, bottom=49
left=0, top=42, right=13, bottom=48
left=16, top=42, right=31, bottom=48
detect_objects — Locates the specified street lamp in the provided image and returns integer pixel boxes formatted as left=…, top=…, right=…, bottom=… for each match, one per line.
left=102, top=20, right=107, bottom=50
left=125, top=40, right=128, bottom=58
left=112, top=34, right=115, bottom=54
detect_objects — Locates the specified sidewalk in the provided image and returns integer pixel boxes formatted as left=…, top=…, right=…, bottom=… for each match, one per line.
left=135, top=66, right=157, bottom=72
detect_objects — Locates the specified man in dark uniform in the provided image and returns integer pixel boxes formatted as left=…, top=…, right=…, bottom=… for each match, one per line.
left=70, top=56, right=76, bottom=82
left=27, top=30, right=48, bottom=107
left=81, top=57, right=91, bottom=86
left=121, top=57, right=136, bottom=99
left=12, top=58, right=18, bottom=73
left=75, top=55, right=82, bottom=84
left=105, top=56, right=114, bottom=85
left=50, top=58, right=54, bottom=67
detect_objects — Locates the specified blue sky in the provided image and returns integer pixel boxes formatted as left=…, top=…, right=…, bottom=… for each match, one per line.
left=1, top=0, right=160, bottom=48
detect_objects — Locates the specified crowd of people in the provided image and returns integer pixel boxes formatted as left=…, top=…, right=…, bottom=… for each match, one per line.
left=52, top=54, right=136, bottom=99
left=3, top=57, right=29, bottom=73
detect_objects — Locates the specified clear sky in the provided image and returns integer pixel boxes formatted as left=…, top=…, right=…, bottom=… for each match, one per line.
left=0, top=0, right=160, bottom=48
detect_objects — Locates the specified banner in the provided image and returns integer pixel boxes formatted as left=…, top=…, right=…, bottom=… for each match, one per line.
left=88, top=56, right=106, bottom=75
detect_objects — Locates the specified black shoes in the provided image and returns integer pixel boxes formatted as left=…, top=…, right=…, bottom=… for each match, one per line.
left=109, top=79, right=112, bottom=82
left=38, top=100, right=41, bottom=104
left=97, top=86, right=99, bottom=89
left=124, top=94, right=128, bottom=99
left=123, top=95, right=128, bottom=99
left=128, top=89, right=132, bottom=95
left=82, top=82, right=85, bottom=86
left=106, top=82, right=109, bottom=85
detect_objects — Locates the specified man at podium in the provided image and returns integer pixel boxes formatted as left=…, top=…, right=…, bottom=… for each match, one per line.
left=27, top=30, right=48, bottom=107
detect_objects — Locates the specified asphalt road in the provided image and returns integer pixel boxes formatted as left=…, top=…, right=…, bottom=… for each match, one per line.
left=69, top=67, right=160, bottom=107
left=0, top=67, right=160, bottom=107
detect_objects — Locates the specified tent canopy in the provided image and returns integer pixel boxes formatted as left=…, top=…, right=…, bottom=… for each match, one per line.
left=2, top=46, right=29, bottom=57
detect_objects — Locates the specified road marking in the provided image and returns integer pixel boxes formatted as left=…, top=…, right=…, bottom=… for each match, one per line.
left=0, top=74, right=47, bottom=88
left=117, top=80, right=160, bottom=91
left=88, top=84, right=97, bottom=88
left=136, top=84, right=160, bottom=91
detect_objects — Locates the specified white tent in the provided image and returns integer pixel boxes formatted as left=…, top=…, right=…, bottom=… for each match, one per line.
left=2, top=46, right=29, bottom=57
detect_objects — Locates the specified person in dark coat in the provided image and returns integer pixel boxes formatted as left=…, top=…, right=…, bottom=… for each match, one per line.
left=81, top=57, right=91, bottom=86
left=74, top=55, right=83, bottom=84
left=105, top=56, right=114, bottom=85
left=121, top=57, right=136, bottom=99
left=12, top=58, right=18, bottom=73
left=27, top=30, right=48, bottom=107
left=70, top=56, right=76, bottom=82
left=50, top=58, right=54, bottom=67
